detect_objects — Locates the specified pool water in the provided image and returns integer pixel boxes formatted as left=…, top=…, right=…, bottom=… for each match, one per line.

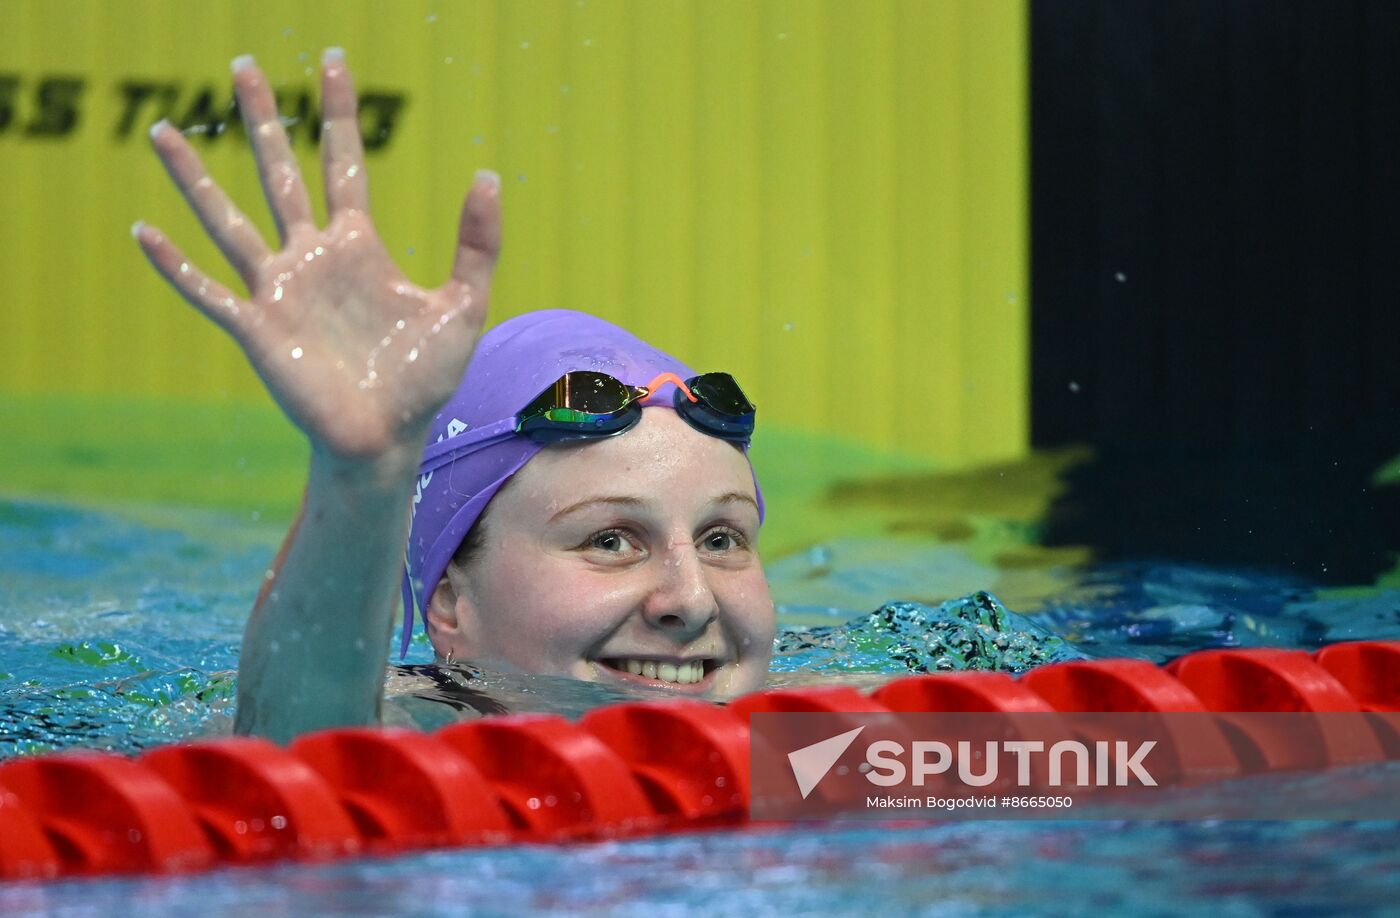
left=2, top=497, right=1399, bottom=914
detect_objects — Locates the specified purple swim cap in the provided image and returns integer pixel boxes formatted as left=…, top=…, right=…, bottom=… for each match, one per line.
left=401, top=309, right=763, bottom=657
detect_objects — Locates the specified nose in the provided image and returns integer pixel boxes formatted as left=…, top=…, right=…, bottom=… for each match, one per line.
left=640, top=543, right=720, bottom=639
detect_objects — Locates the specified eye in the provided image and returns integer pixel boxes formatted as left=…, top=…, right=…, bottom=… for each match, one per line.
left=701, top=526, right=747, bottom=553
left=579, top=528, right=644, bottom=560
left=591, top=531, right=627, bottom=552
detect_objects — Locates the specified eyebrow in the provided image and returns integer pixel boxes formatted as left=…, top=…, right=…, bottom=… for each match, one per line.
left=549, top=495, right=650, bottom=524
left=710, top=491, right=761, bottom=515
left=547, top=491, right=759, bottom=524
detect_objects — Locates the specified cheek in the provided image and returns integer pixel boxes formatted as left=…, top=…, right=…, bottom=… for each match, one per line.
left=475, top=553, right=644, bottom=652
left=717, top=568, right=777, bottom=639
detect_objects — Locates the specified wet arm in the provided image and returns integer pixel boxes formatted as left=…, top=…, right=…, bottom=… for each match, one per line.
left=235, top=446, right=419, bottom=741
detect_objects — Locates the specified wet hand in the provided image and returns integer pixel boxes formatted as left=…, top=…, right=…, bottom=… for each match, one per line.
left=134, top=50, right=500, bottom=465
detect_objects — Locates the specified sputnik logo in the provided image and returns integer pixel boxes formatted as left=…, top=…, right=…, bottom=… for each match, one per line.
left=787, top=726, right=865, bottom=799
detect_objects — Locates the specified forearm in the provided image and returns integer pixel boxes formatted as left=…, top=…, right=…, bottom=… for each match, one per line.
left=234, top=440, right=422, bottom=743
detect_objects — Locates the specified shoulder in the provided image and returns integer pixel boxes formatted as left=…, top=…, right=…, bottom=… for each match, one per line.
left=383, top=663, right=510, bottom=730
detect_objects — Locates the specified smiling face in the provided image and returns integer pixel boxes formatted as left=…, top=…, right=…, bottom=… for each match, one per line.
left=425, top=406, right=775, bottom=697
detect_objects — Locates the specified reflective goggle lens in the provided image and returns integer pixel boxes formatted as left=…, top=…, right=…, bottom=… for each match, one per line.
left=674, top=372, right=754, bottom=441
left=688, top=372, right=754, bottom=416
left=523, top=371, right=636, bottom=416
left=517, top=370, right=754, bottom=443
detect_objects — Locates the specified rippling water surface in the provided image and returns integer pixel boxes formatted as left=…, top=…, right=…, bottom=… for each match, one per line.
left=2, top=498, right=1398, bottom=914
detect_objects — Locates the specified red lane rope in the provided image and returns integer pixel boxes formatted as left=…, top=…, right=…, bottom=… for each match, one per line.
left=1, top=641, right=1397, bottom=881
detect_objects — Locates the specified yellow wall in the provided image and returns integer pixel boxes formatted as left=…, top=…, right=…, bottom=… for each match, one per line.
left=0, top=0, right=1026, bottom=464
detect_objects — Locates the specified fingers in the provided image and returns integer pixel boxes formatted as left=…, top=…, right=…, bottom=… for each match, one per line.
left=448, top=170, right=502, bottom=295
left=232, top=55, right=315, bottom=242
left=148, top=120, right=272, bottom=285
left=132, top=222, right=247, bottom=340
left=319, top=47, right=370, bottom=217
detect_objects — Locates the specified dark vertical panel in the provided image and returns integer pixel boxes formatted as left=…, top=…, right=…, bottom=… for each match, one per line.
left=1296, top=0, right=1366, bottom=440
left=1226, top=0, right=1300, bottom=456
left=1033, top=0, right=1399, bottom=452
left=1152, top=0, right=1233, bottom=455
left=1029, top=0, right=1098, bottom=447
left=1031, top=0, right=1400, bottom=580
left=1361, top=0, right=1400, bottom=438
left=1094, top=0, right=1160, bottom=450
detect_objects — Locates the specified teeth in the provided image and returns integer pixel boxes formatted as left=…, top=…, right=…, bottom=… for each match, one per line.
left=612, top=659, right=706, bottom=685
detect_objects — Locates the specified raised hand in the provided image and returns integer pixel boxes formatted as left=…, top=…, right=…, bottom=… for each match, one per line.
left=132, top=49, right=502, bottom=740
left=134, top=49, right=500, bottom=465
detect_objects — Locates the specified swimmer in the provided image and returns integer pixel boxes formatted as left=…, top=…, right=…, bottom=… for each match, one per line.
left=133, top=50, right=775, bottom=742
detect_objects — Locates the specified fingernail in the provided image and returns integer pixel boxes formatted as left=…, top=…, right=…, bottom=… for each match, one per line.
left=131, top=221, right=147, bottom=240
left=231, top=54, right=256, bottom=74
left=323, top=47, right=345, bottom=65
left=475, top=169, right=501, bottom=190
left=148, top=118, right=170, bottom=140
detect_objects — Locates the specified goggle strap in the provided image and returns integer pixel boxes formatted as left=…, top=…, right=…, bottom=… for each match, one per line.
left=418, top=418, right=519, bottom=474
left=398, top=567, right=417, bottom=659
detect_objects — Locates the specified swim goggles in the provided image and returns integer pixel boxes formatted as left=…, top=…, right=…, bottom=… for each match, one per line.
left=516, top=370, right=755, bottom=443
left=415, top=370, right=755, bottom=478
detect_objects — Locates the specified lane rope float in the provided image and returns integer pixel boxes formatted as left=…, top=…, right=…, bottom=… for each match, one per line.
left=1, top=641, right=1397, bottom=881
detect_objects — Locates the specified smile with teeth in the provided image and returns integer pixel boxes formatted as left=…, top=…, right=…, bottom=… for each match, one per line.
left=601, top=658, right=713, bottom=685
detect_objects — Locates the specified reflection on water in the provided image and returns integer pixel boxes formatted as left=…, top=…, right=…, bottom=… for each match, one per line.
left=4, top=498, right=1398, bottom=756
left=3, top=809, right=1399, bottom=916
left=3, top=498, right=1399, bottom=913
